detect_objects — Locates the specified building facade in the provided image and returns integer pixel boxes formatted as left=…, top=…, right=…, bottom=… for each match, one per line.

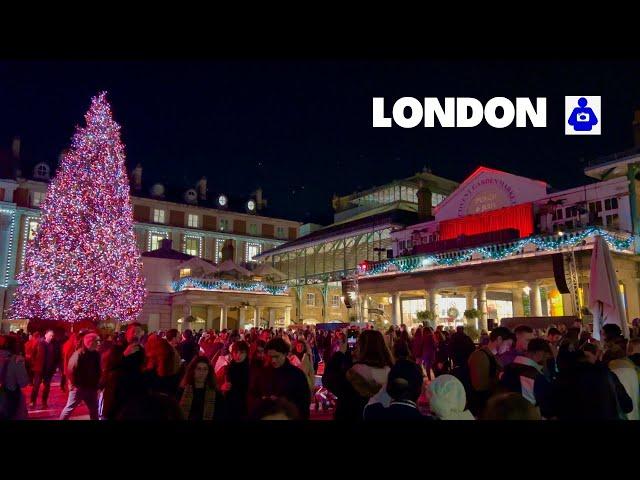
left=0, top=151, right=301, bottom=332
left=256, top=170, right=459, bottom=325
left=355, top=158, right=640, bottom=330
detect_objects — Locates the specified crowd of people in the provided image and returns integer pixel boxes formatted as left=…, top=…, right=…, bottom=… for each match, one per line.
left=1, top=318, right=639, bottom=421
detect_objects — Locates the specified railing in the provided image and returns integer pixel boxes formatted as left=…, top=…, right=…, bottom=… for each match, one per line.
left=172, top=277, right=289, bottom=295
left=359, top=227, right=634, bottom=277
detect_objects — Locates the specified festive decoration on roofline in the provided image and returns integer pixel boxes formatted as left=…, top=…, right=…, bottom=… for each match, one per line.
left=173, top=277, right=289, bottom=295
left=10, top=92, right=147, bottom=322
left=359, top=227, right=634, bottom=277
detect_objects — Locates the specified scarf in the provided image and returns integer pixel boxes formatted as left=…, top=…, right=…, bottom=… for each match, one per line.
left=180, top=384, right=217, bottom=420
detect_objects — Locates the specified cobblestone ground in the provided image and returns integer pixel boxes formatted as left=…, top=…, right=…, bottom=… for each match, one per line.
left=22, top=374, right=335, bottom=420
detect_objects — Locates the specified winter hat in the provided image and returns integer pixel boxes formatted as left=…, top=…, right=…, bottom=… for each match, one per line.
left=83, top=333, right=99, bottom=349
left=428, top=374, right=475, bottom=420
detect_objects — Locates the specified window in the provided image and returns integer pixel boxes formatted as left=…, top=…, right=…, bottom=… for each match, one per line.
left=555, top=209, right=563, bottom=220
left=184, top=237, right=200, bottom=257
left=245, top=242, right=261, bottom=262
left=219, top=218, right=230, bottom=231
left=34, top=163, right=50, bottom=180
left=32, top=191, right=46, bottom=207
left=215, top=239, right=224, bottom=263
left=605, top=197, right=619, bottom=211
left=150, top=233, right=166, bottom=251
left=153, top=209, right=166, bottom=224
left=27, top=219, right=39, bottom=240
left=589, top=201, right=603, bottom=214
left=399, top=240, right=405, bottom=250
left=179, top=268, right=191, bottom=278
left=332, top=295, right=340, bottom=308
left=307, top=293, right=316, bottom=306
left=276, top=226, right=286, bottom=239
left=606, top=214, right=620, bottom=228
left=249, top=223, right=259, bottom=236
left=565, top=206, right=578, bottom=218
left=187, top=214, right=199, bottom=228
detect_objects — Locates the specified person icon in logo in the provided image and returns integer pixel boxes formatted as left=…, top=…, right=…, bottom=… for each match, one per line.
left=568, top=97, right=598, bottom=131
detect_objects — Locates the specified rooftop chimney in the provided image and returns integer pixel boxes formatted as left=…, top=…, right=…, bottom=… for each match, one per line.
left=255, top=187, right=267, bottom=210
left=131, top=164, right=142, bottom=191
left=634, top=109, right=640, bottom=147
left=196, top=176, right=207, bottom=200
left=12, top=137, right=20, bottom=158
left=416, top=179, right=433, bottom=221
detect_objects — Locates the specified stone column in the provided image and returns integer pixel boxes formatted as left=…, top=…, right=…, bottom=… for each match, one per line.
left=254, top=306, right=262, bottom=327
left=512, top=288, right=525, bottom=317
left=362, top=297, right=370, bottom=323
left=284, top=306, right=292, bottom=327
left=206, top=305, right=215, bottom=331
left=239, top=307, right=247, bottom=328
left=465, top=291, right=475, bottom=327
left=477, top=285, right=488, bottom=331
left=183, top=302, right=192, bottom=331
left=269, top=308, right=276, bottom=327
left=220, top=305, right=228, bottom=330
left=428, top=290, right=437, bottom=315
left=392, top=292, right=401, bottom=326
left=529, top=281, right=542, bottom=317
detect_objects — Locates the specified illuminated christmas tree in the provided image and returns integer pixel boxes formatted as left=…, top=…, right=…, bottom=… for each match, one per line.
left=11, top=92, right=146, bottom=323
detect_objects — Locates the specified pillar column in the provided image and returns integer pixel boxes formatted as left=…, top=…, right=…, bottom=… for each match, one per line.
left=512, top=288, right=524, bottom=317
left=529, top=281, right=542, bottom=317
left=269, top=307, right=276, bottom=327
left=239, top=307, right=247, bottom=329
left=206, top=305, right=215, bottom=331
left=465, top=291, right=475, bottom=327
left=183, top=302, right=192, bottom=331
left=220, top=305, right=228, bottom=330
left=362, top=296, right=370, bottom=323
left=392, top=292, right=401, bottom=326
left=477, top=285, right=488, bottom=331
left=284, top=306, right=292, bottom=327
left=254, top=306, right=262, bottom=327
left=428, top=290, right=437, bottom=315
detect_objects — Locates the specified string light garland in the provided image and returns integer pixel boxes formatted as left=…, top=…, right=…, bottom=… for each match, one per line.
left=1, top=208, right=16, bottom=287
left=172, top=277, right=289, bottom=295
left=360, top=227, right=634, bottom=277
left=10, top=92, right=147, bottom=322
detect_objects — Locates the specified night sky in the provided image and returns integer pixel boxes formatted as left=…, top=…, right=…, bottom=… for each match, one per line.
left=2, top=60, right=640, bottom=225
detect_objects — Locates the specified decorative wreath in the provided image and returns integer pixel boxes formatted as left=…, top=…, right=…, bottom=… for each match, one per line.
left=447, top=306, right=459, bottom=319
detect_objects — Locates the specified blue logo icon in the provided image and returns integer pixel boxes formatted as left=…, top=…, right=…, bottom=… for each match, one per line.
left=568, top=97, right=598, bottom=132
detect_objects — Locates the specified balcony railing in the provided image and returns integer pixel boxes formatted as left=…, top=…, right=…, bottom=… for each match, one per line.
left=359, top=227, right=634, bottom=277
left=172, top=277, right=289, bottom=295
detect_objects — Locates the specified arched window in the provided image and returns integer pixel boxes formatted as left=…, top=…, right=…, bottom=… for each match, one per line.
left=34, top=163, right=50, bottom=180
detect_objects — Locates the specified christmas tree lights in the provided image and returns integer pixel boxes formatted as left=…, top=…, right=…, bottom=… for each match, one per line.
left=173, top=277, right=289, bottom=295
left=10, top=93, right=146, bottom=322
left=361, top=227, right=634, bottom=277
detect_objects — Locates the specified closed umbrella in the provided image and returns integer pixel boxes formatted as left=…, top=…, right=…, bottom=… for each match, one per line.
left=589, top=235, right=629, bottom=340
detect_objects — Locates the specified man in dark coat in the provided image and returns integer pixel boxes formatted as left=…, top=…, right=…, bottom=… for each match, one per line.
left=178, top=329, right=199, bottom=365
left=250, top=337, right=311, bottom=419
left=30, top=329, right=59, bottom=409
left=448, top=326, right=476, bottom=368
left=60, top=333, right=101, bottom=420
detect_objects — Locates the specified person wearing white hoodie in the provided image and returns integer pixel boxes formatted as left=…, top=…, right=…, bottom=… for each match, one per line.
left=427, top=374, right=475, bottom=420
left=605, top=339, right=639, bottom=421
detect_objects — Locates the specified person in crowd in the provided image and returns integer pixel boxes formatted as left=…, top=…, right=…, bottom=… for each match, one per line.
left=630, top=318, right=640, bottom=339
left=143, top=333, right=182, bottom=397
left=177, top=355, right=226, bottom=420
left=221, top=340, right=251, bottom=420
left=322, top=332, right=359, bottom=421
left=448, top=326, right=476, bottom=370
left=393, top=339, right=413, bottom=363
left=251, top=397, right=300, bottom=420
left=481, top=392, right=542, bottom=420
left=364, top=360, right=430, bottom=420
left=338, top=330, right=395, bottom=421
left=499, top=338, right=554, bottom=418
left=466, top=326, right=512, bottom=416
left=30, top=329, right=59, bottom=409
left=59, top=333, right=101, bottom=420
left=289, top=338, right=316, bottom=393
left=427, top=374, right=475, bottom=420
left=0, top=334, right=29, bottom=420
left=497, top=325, right=533, bottom=367
left=60, top=332, right=83, bottom=394
left=24, top=331, right=40, bottom=385
left=177, top=329, right=199, bottom=365
left=100, top=322, right=147, bottom=420
left=411, top=326, right=424, bottom=367
left=165, top=328, right=180, bottom=350
left=384, top=326, right=395, bottom=352
left=249, top=337, right=311, bottom=420
left=55, top=331, right=68, bottom=393
left=604, top=338, right=639, bottom=420
left=551, top=341, right=633, bottom=420
left=558, top=323, right=568, bottom=336
left=628, top=338, right=640, bottom=375
left=479, top=330, right=490, bottom=346
left=421, top=327, right=436, bottom=380
left=433, top=329, right=450, bottom=376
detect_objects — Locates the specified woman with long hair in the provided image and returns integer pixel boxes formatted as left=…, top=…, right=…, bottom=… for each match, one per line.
left=178, top=355, right=226, bottom=420
left=289, top=338, right=316, bottom=392
left=144, top=334, right=181, bottom=397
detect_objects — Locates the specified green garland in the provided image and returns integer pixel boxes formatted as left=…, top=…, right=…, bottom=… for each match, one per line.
left=173, top=277, right=289, bottom=295
left=362, top=227, right=634, bottom=277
